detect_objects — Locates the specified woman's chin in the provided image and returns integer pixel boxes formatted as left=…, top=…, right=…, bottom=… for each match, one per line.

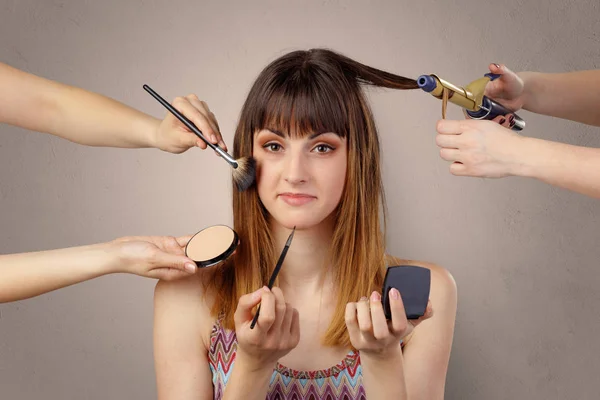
left=277, top=217, right=330, bottom=232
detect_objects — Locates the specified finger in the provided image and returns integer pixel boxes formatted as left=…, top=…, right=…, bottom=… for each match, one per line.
left=369, top=291, right=390, bottom=340
left=485, top=64, right=519, bottom=98
left=281, top=303, right=294, bottom=334
left=388, top=288, right=409, bottom=337
left=344, top=302, right=361, bottom=345
left=176, top=234, right=194, bottom=247
left=152, top=252, right=197, bottom=274
left=171, top=97, right=216, bottom=149
left=234, top=287, right=267, bottom=326
left=147, top=267, right=193, bottom=281
left=356, top=296, right=375, bottom=341
left=488, top=63, right=504, bottom=75
left=256, top=288, right=277, bottom=332
left=490, top=114, right=511, bottom=128
left=290, top=308, right=301, bottom=346
left=409, top=300, right=435, bottom=330
left=449, top=162, right=469, bottom=176
left=185, top=96, right=223, bottom=147
left=439, top=148, right=461, bottom=162
left=436, top=120, right=467, bottom=135
left=161, top=236, right=186, bottom=256
left=435, top=133, right=462, bottom=149
left=270, top=287, right=287, bottom=334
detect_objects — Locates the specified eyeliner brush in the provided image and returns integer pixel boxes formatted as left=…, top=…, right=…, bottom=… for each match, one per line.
left=250, top=226, right=296, bottom=329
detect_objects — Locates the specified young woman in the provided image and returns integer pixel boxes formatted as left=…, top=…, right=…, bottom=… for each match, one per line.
left=153, top=48, right=457, bottom=399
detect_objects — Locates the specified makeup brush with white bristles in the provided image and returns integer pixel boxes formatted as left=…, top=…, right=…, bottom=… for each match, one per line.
left=143, top=84, right=256, bottom=191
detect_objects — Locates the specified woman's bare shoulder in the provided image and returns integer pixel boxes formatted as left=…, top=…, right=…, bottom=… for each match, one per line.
left=153, top=271, right=218, bottom=350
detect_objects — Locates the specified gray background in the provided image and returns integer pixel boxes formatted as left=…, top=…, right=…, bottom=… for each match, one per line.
left=1, top=0, right=599, bottom=399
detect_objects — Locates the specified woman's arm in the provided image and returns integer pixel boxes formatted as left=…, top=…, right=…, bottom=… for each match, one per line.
left=345, top=260, right=457, bottom=399
left=0, top=235, right=196, bottom=303
left=521, top=70, right=600, bottom=127
left=356, top=262, right=457, bottom=399
left=0, top=62, right=225, bottom=153
left=514, top=136, right=600, bottom=199
left=153, top=274, right=215, bottom=400
left=401, top=263, right=458, bottom=399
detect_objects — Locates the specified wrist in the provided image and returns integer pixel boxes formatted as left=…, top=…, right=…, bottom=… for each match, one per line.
left=133, top=114, right=161, bottom=149
left=90, top=241, right=128, bottom=274
left=360, top=342, right=404, bottom=362
left=72, top=242, right=122, bottom=276
left=234, top=350, right=277, bottom=374
left=518, top=71, right=539, bottom=112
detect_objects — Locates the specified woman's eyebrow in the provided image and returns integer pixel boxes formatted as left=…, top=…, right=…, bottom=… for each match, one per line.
left=264, top=128, right=332, bottom=139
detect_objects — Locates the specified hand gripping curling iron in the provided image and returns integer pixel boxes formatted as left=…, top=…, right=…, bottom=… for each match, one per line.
left=417, top=72, right=525, bottom=131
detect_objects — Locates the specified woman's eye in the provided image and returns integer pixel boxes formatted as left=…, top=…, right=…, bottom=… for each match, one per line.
left=264, top=142, right=282, bottom=152
left=314, top=144, right=334, bottom=153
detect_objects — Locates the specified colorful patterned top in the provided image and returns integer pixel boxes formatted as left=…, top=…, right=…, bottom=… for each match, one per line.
left=208, top=315, right=404, bottom=399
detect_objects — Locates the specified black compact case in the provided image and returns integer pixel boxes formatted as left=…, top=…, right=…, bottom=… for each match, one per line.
left=382, top=265, right=431, bottom=320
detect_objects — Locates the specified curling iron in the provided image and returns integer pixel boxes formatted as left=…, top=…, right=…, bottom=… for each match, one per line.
left=417, top=73, right=525, bottom=131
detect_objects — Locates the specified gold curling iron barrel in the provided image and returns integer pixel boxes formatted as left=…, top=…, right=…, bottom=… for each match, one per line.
left=417, top=73, right=525, bottom=131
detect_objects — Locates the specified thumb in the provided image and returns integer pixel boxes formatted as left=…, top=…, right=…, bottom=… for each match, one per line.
left=152, top=251, right=197, bottom=274
left=485, top=64, right=506, bottom=98
left=234, top=287, right=268, bottom=326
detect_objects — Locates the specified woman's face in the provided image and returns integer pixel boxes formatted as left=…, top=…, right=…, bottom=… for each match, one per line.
left=253, top=128, right=347, bottom=230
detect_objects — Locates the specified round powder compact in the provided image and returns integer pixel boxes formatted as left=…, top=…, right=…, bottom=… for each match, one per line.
left=185, top=224, right=238, bottom=268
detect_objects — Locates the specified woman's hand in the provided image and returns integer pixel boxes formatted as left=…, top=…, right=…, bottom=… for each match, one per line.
left=108, top=235, right=197, bottom=280
left=484, top=63, right=529, bottom=112
left=153, top=94, right=227, bottom=154
left=345, top=289, right=433, bottom=358
left=435, top=118, right=526, bottom=178
left=233, top=286, right=300, bottom=372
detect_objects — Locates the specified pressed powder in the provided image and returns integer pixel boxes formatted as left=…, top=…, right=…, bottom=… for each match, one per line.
left=185, top=225, right=238, bottom=267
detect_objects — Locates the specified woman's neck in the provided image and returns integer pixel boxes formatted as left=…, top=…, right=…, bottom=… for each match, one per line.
left=270, top=218, right=334, bottom=299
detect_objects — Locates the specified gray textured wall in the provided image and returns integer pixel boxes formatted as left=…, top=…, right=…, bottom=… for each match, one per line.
left=1, top=1, right=599, bottom=399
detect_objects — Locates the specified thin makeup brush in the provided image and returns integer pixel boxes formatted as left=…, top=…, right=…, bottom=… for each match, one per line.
left=250, top=226, right=296, bottom=329
left=143, top=84, right=256, bottom=191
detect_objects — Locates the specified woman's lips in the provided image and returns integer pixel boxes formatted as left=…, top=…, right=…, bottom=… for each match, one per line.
left=278, top=193, right=316, bottom=206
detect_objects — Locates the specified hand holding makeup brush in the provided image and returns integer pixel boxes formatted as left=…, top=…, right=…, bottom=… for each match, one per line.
left=232, top=286, right=300, bottom=373
left=154, top=94, right=227, bottom=154
left=0, top=62, right=218, bottom=154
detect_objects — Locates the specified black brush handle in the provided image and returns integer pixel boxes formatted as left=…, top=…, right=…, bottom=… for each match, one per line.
left=250, top=304, right=262, bottom=329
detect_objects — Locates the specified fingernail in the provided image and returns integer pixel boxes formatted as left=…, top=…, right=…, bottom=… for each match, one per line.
left=359, top=296, right=368, bottom=302
left=184, top=263, right=196, bottom=273
left=499, top=118, right=506, bottom=125
left=262, top=286, right=270, bottom=292
left=219, top=141, right=226, bottom=149
left=390, top=288, right=400, bottom=300
left=370, top=291, right=381, bottom=302
left=493, top=63, right=501, bottom=68
left=509, top=115, right=515, bottom=122
left=252, top=290, right=262, bottom=301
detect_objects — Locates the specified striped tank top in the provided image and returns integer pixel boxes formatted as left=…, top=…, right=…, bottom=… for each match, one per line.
left=208, top=315, right=404, bottom=399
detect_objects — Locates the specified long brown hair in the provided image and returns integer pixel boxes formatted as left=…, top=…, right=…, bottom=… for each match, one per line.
left=206, top=48, right=418, bottom=347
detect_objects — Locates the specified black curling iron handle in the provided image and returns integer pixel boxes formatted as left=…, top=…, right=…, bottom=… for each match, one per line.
left=465, top=96, right=525, bottom=131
